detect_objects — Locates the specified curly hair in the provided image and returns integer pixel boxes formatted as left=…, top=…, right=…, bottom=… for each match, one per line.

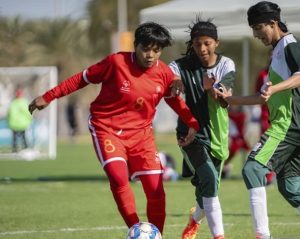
left=185, top=16, right=218, bottom=55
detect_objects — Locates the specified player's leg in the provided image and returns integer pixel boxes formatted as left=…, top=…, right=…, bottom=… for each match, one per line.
left=127, top=127, right=165, bottom=233
left=105, top=161, right=139, bottom=227
left=195, top=159, right=224, bottom=239
left=20, top=130, right=28, bottom=149
left=180, top=144, right=203, bottom=239
left=242, top=159, right=270, bottom=239
left=181, top=143, right=224, bottom=239
left=12, top=131, right=17, bottom=152
left=139, top=173, right=166, bottom=233
left=181, top=202, right=205, bottom=239
left=276, top=146, right=300, bottom=210
left=88, top=118, right=139, bottom=228
left=277, top=176, right=300, bottom=207
left=242, top=135, right=294, bottom=238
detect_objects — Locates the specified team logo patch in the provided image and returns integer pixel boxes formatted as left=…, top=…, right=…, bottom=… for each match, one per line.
left=120, top=80, right=130, bottom=93
left=252, top=142, right=261, bottom=152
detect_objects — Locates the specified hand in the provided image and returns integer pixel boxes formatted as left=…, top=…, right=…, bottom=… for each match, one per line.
left=260, top=81, right=273, bottom=102
left=215, top=83, right=232, bottom=103
left=203, top=73, right=216, bottom=90
left=207, top=87, right=218, bottom=100
left=217, top=97, right=229, bottom=108
left=178, top=127, right=197, bottom=147
left=170, top=77, right=184, bottom=96
left=28, top=96, right=49, bottom=114
left=208, top=84, right=229, bottom=108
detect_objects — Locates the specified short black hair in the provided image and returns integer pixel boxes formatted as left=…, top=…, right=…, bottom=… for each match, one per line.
left=134, top=22, right=172, bottom=48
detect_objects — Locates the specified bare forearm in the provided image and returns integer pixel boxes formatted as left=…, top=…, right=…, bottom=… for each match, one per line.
left=226, top=94, right=265, bottom=105
left=271, top=74, right=300, bottom=94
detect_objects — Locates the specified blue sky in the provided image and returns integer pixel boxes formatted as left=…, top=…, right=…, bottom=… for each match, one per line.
left=0, top=0, right=90, bottom=20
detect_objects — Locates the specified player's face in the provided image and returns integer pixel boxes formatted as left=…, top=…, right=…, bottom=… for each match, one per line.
left=135, top=43, right=162, bottom=68
left=192, top=36, right=219, bottom=67
left=251, top=23, right=276, bottom=46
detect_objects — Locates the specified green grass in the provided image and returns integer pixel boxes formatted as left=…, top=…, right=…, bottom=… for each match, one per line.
left=0, top=134, right=299, bottom=239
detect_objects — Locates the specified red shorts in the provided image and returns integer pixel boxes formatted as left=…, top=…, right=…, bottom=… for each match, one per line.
left=88, top=116, right=163, bottom=180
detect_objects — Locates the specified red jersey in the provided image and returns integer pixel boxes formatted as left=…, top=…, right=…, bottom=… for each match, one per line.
left=43, top=52, right=199, bottom=131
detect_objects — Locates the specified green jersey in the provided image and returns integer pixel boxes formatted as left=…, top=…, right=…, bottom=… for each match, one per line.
left=169, top=54, right=235, bottom=160
left=7, top=98, right=32, bottom=131
left=265, top=34, right=300, bottom=145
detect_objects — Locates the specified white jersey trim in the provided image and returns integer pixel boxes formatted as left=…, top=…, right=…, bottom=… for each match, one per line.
left=88, top=115, right=104, bottom=164
left=271, top=34, right=297, bottom=81
left=169, top=56, right=235, bottom=86
left=169, top=61, right=180, bottom=76
left=83, top=69, right=91, bottom=84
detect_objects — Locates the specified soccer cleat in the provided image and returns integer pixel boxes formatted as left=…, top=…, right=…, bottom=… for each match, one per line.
left=182, top=207, right=200, bottom=239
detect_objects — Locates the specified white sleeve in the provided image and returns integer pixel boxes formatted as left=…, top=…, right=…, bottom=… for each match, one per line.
left=168, top=61, right=180, bottom=76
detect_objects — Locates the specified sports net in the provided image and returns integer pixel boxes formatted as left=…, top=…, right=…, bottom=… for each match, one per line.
left=0, top=66, right=57, bottom=160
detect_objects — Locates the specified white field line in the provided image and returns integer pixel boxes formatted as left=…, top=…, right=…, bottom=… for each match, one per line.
left=0, top=222, right=300, bottom=236
left=0, top=226, right=128, bottom=236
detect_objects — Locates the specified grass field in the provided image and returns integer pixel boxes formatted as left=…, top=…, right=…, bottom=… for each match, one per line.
left=0, top=133, right=299, bottom=239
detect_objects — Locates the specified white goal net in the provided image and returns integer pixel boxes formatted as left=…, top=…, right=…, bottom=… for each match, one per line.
left=0, top=66, right=57, bottom=160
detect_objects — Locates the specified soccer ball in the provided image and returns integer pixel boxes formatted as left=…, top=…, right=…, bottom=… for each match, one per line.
left=126, top=222, right=162, bottom=239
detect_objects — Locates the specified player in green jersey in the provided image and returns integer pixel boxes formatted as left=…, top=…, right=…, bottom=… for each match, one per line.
left=217, top=2, right=300, bottom=239
left=169, top=17, right=235, bottom=239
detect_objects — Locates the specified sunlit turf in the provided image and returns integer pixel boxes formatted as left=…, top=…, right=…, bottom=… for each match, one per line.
left=0, top=133, right=299, bottom=239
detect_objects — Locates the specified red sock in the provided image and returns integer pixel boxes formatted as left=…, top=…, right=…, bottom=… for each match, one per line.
left=140, top=174, right=166, bottom=233
left=147, top=197, right=166, bottom=233
left=111, top=183, right=139, bottom=228
left=105, top=161, right=139, bottom=228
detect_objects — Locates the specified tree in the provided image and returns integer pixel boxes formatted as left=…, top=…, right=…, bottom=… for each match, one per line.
left=0, top=17, right=33, bottom=66
left=86, top=0, right=169, bottom=56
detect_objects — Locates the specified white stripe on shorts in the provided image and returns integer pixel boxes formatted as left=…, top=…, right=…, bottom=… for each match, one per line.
left=131, top=169, right=163, bottom=181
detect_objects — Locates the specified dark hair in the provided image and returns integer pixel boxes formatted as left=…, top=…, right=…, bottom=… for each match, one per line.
left=247, top=1, right=288, bottom=32
left=134, top=22, right=172, bottom=48
left=185, top=17, right=218, bottom=55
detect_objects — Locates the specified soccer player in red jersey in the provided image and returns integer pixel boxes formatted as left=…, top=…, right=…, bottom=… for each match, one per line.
left=28, top=22, right=199, bottom=235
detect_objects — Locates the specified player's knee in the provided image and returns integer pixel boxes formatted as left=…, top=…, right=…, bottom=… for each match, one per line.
left=105, top=160, right=129, bottom=188
left=242, top=160, right=266, bottom=189
left=242, top=161, right=253, bottom=182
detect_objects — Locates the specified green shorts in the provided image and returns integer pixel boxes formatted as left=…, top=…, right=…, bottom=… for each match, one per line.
left=180, top=141, right=223, bottom=201
left=180, top=141, right=222, bottom=178
left=248, top=133, right=300, bottom=178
